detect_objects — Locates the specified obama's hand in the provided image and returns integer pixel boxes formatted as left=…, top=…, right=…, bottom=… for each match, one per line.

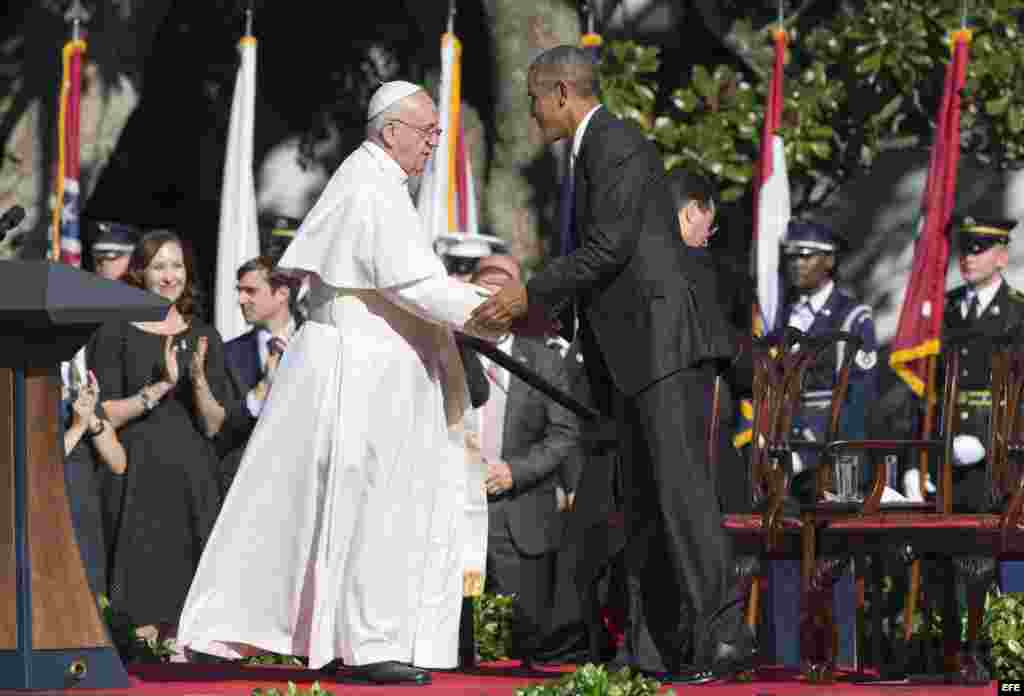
left=467, top=280, right=528, bottom=334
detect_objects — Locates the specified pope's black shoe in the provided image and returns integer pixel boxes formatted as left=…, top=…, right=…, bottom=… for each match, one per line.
left=341, top=661, right=432, bottom=685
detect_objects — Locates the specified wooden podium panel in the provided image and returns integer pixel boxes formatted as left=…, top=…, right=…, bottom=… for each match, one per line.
left=0, top=368, right=14, bottom=650
left=0, top=260, right=165, bottom=689
left=25, top=369, right=108, bottom=649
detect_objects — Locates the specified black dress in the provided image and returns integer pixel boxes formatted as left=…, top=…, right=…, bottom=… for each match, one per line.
left=64, top=437, right=111, bottom=597
left=88, top=319, right=230, bottom=627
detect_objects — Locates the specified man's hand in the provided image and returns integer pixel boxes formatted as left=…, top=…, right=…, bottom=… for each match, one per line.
left=556, top=486, right=576, bottom=512
left=467, top=280, right=529, bottom=334
left=485, top=458, right=514, bottom=495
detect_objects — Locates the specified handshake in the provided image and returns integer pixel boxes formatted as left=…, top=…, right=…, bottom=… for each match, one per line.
left=464, top=280, right=560, bottom=339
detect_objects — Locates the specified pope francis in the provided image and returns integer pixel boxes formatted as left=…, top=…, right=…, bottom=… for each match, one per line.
left=177, top=82, right=497, bottom=685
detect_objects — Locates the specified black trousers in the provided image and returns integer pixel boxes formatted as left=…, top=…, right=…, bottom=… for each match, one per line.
left=612, top=366, right=744, bottom=673
left=486, top=521, right=555, bottom=660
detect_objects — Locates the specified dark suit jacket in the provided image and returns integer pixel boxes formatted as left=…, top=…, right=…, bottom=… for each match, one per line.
left=489, top=337, right=580, bottom=556
left=217, top=328, right=262, bottom=457
left=527, top=107, right=737, bottom=398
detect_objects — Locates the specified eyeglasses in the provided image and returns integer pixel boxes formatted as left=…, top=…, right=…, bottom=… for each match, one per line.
left=389, top=119, right=442, bottom=140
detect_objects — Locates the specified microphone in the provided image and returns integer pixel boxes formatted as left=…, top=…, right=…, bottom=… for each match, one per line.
left=0, top=205, right=26, bottom=240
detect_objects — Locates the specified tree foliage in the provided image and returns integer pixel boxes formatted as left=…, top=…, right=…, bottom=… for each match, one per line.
left=598, top=0, right=1024, bottom=215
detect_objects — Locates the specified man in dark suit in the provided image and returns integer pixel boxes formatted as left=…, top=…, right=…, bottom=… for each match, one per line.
left=217, top=256, right=303, bottom=493
left=468, top=46, right=752, bottom=680
left=470, top=255, right=581, bottom=662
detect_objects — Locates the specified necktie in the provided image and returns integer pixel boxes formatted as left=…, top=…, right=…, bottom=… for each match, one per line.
left=268, top=336, right=287, bottom=356
left=965, top=292, right=979, bottom=320
left=481, top=363, right=507, bottom=462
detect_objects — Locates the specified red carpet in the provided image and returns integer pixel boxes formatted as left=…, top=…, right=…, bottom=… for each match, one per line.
left=25, top=662, right=996, bottom=696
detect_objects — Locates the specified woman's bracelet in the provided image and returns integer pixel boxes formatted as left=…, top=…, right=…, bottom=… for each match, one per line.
left=84, top=419, right=106, bottom=438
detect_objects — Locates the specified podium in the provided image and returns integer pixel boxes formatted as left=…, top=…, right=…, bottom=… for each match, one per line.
left=0, top=261, right=168, bottom=690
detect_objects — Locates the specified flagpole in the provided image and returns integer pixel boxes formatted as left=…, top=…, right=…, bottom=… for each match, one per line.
left=52, top=0, right=89, bottom=263
left=245, top=0, right=254, bottom=37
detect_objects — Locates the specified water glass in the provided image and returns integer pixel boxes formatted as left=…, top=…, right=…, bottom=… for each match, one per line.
left=833, top=454, right=862, bottom=502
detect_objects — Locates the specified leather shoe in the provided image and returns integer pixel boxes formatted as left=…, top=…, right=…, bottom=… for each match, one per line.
left=341, top=661, right=431, bottom=685
left=707, top=634, right=758, bottom=681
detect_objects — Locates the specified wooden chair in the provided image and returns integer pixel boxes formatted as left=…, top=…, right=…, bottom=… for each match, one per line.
left=818, top=330, right=1024, bottom=681
left=719, top=327, right=862, bottom=666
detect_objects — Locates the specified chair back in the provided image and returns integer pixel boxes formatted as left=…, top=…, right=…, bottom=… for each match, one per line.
left=748, top=328, right=862, bottom=502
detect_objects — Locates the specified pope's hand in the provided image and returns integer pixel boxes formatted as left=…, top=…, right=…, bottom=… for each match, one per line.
left=467, top=281, right=528, bottom=334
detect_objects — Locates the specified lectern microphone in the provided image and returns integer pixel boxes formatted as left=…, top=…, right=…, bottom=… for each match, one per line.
left=0, top=205, right=25, bottom=240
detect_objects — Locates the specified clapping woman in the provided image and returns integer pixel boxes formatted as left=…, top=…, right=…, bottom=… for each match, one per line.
left=64, top=368, right=126, bottom=597
left=88, top=230, right=231, bottom=654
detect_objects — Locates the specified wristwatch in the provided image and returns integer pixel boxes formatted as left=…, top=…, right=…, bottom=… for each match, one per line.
left=139, top=388, right=156, bottom=413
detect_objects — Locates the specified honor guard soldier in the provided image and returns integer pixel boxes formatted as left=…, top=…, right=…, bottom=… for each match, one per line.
left=944, top=216, right=1024, bottom=512
left=773, top=220, right=880, bottom=495
left=769, top=220, right=879, bottom=666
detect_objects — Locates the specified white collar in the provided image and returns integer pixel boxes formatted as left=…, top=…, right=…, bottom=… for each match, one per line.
left=799, top=280, right=835, bottom=314
left=967, top=275, right=1003, bottom=313
left=571, top=104, right=603, bottom=169
left=362, top=140, right=409, bottom=187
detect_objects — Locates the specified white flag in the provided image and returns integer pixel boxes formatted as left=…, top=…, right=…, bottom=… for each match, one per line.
left=215, top=36, right=260, bottom=342
left=418, top=33, right=459, bottom=239
left=756, top=135, right=790, bottom=334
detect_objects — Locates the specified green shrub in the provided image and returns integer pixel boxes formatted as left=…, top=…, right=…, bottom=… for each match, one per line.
left=984, top=591, right=1024, bottom=680
left=474, top=592, right=516, bottom=662
left=251, top=681, right=333, bottom=696
left=516, top=663, right=673, bottom=696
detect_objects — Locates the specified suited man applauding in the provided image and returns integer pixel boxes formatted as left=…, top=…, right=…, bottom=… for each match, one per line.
left=468, top=46, right=752, bottom=681
left=472, top=254, right=581, bottom=664
left=218, top=256, right=302, bottom=493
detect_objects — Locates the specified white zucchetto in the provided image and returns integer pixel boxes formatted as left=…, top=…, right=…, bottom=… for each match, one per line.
left=366, top=80, right=424, bottom=121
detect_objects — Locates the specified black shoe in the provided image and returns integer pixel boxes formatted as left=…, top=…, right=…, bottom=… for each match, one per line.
left=706, top=634, right=758, bottom=681
left=340, top=661, right=432, bottom=685
left=648, top=666, right=718, bottom=684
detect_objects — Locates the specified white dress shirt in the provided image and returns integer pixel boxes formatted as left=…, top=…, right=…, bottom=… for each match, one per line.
left=571, top=104, right=603, bottom=175
left=962, top=276, right=1002, bottom=319
left=245, top=318, right=297, bottom=417
left=788, top=280, right=835, bottom=332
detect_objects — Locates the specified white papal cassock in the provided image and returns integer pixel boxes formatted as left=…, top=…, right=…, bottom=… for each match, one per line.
left=178, top=141, right=493, bottom=669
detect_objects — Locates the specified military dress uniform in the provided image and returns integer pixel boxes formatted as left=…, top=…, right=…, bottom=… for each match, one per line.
left=766, top=221, right=878, bottom=667
left=768, top=223, right=880, bottom=495
left=942, top=218, right=1024, bottom=512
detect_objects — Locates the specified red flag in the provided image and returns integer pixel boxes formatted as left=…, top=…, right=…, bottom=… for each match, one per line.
left=889, top=30, right=971, bottom=397
left=51, top=38, right=86, bottom=266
